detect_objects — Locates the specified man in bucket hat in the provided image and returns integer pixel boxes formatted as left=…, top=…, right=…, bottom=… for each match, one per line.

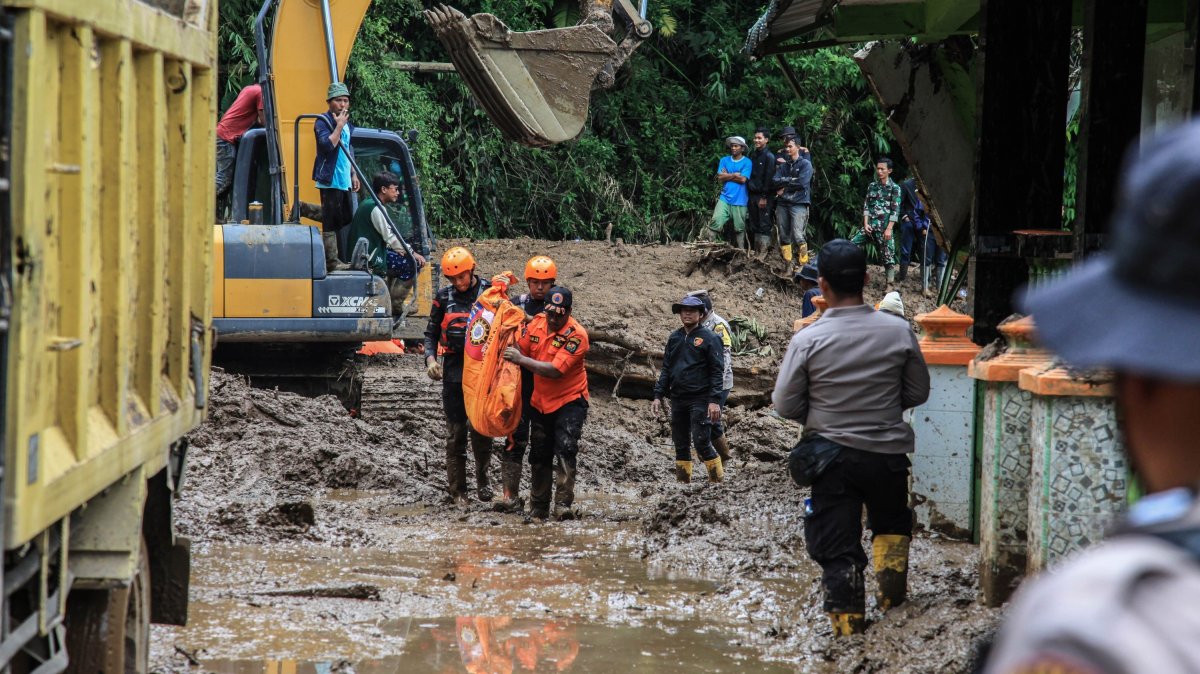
left=983, top=122, right=1200, bottom=672
left=312, top=81, right=359, bottom=272
left=650, top=296, right=725, bottom=483
left=702, top=135, right=752, bottom=249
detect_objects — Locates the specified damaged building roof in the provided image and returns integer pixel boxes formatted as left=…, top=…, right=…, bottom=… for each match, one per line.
left=744, top=0, right=1189, bottom=59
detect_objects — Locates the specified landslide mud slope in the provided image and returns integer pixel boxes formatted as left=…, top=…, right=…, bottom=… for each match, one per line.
left=159, top=240, right=995, bottom=673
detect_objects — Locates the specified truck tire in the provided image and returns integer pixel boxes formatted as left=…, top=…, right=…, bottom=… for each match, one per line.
left=65, top=537, right=150, bottom=674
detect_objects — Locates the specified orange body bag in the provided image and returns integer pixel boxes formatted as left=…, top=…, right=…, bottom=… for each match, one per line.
left=461, top=272, right=525, bottom=437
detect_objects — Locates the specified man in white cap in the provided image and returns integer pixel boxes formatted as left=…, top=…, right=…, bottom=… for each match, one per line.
left=982, top=121, right=1200, bottom=672
left=703, top=135, right=752, bottom=249
left=876, top=291, right=904, bottom=318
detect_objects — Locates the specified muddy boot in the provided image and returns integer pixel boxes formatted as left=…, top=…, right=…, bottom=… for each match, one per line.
left=712, top=435, right=732, bottom=463
left=553, top=459, right=577, bottom=513
left=445, top=422, right=469, bottom=504
left=493, top=460, right=524, bottom=513
left=470, top=432, right=493, bottom=502
left=873, top=534, right=911, bottom=610
left=796, top=242, right=809, bottom=265
left=676, top=458, right=696, bottom=479
left=703, top=457, right=724, bottom=483
left=323, top=231, right=349, bottom=272
left=754, top=234, right=771, bottom=255
left=528, top=462, right=553, bottom=520
left=885, top=266, right=896, bottom=292
left=896, top=263, right=908, bottom=282
left=828, top=613, right=866, bottom=637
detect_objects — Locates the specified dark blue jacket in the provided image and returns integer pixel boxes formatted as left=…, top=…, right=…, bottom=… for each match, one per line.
left=312, top=111, right=356, bottom=186
left=654, top=326, right=724, bottom=404
left=772, top=150, right=813, bottom=205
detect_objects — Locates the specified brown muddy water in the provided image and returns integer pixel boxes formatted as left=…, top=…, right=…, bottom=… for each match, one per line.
left=154, top=492, right=796, bottom=673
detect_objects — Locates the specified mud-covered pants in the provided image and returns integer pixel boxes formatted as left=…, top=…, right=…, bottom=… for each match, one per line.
left=670, top=397, right=718, bottom=462
left=850, top=226, right=897, bottom=268
left=503, top=369, right=536, bottom=464
left=804, top=446, right=912, bottom=613
left=529, top=397, right=588, bottom=509
left=442, top=374, right=491, bottom=497
left=710, top=389, right=730, bottom=441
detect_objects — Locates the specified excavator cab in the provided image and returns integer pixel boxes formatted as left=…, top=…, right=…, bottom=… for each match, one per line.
left=425, top=1, right=653, bottom=147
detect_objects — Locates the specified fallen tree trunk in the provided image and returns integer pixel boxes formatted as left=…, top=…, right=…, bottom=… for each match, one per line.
left=586, top=332, right=777, bottom=407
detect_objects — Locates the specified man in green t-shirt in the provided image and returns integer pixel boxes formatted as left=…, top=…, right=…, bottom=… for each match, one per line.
left=347, top=171, right=426, bottom=314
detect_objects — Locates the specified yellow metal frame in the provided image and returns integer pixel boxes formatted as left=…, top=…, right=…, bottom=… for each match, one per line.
left=271, top=0, right=371, bottom=225
left=3, top=0, right=216, bottom=548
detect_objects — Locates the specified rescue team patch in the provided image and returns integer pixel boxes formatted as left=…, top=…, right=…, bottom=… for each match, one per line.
left=551, top=291, right=564, bottom=305
left=529, top=335, right=541, bottom=344
left=551, top=336, right=566, bottom=348
left=564, top=337, right=581, bottom=354
left=693, top=337, right=704, bottom=347
left=468, top=317, right=488, bottom=345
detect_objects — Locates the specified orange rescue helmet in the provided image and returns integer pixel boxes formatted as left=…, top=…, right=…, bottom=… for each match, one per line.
left=524, top=255, right=558, bottom=281
left=441, top=246, right=476, bottom=277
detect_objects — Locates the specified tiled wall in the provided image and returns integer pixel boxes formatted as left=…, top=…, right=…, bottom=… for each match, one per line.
left=1027, top=395, right=1127, bottom=571
left=978, top=382, right=1032, bottom=606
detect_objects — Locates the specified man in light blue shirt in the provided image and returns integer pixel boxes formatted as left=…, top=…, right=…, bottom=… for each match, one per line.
left=703, top=136, right=752, bottom=249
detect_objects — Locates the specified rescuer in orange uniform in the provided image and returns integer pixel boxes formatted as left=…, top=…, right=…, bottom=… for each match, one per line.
left=496, top=255, right=558, bottom=513
left=504, top=287, right=589, bottom=520
left=425, top=246, right=493, bottom=504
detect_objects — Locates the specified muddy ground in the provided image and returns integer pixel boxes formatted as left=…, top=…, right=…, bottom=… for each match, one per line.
left=152, top=240, right=995, bottom=673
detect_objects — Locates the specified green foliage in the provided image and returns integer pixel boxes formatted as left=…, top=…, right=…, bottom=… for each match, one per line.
left=217, top=0, right=263, bottom=109
left=1061, top=110, right=1080, bottom=230
left=218, top=0, right=896, bottom=243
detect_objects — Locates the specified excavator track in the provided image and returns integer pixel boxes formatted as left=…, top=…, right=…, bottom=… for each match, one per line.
left=358, top=354, right=443, bottom=422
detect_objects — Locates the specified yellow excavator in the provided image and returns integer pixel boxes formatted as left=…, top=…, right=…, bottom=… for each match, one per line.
left=212, top=0, right=435, bottom=405
left=212, top=0, right=651, bottom=405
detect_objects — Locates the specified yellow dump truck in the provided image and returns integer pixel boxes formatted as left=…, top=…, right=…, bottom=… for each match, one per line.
left=0, top=0, right=215, bottom=671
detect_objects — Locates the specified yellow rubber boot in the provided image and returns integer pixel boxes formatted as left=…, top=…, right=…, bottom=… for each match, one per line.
left=780, top=244, right=793, bottom=263
left=797, top=242, right=809, bottom=264
left=674, top=461, right=693, bottom=483
left=873, top=534, right=911, bottom=610
left=828, top=613, right=866, bottom=637
left=703, top=457, right=724, bottom=483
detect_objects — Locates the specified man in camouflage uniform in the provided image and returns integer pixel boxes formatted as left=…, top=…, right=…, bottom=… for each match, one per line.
left=983, top=122, right=1200, bottom=673
left=852, top=157, right=901, bottom=289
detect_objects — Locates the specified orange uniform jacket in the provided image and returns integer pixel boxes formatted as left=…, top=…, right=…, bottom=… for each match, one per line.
left=518, top=314, right=590, bottom=414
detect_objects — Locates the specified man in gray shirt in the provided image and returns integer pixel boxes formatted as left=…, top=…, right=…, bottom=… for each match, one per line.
left=772, top=239, right=930, bottom=636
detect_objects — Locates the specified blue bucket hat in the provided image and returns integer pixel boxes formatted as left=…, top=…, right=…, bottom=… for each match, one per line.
left=1022, top=121, right=1200, bottom=381
left=672, top=295, right=706, bottom=314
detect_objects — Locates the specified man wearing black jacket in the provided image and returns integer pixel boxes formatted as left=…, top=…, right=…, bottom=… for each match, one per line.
left=425, top=246, right=493, bottom=505
left=772, top=134, right=814, bottom=272
left=747, top=128, right=776, bottom=255
left=651, top=296, right=725, bottom=483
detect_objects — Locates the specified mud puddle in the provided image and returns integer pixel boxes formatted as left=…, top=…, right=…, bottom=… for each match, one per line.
left=156, top=492, right=798, bottom=673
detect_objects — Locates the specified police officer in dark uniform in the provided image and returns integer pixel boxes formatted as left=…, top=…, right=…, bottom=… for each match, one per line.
left=984, top=122, right=1200, bottom=673
left=650, top=295, right=725, bottom=484
left=424, top=246, right=492, bottom=505
left=495, top=255, right=557, bottom=513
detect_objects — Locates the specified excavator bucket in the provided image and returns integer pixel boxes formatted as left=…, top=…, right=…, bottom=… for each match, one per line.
left=424, top=4, right=618, bottom=147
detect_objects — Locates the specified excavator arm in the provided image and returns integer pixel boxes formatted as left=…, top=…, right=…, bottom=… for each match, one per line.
left=425, top=0, right=654, bottom=147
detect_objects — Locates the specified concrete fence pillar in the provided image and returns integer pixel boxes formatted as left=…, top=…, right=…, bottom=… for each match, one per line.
left=1019, top=365, right=1125, bottom=572
left=792, top=295, right=827, bottom=333
left=968, top=316, right=1051, bottom=607
left=912, top=306, right=980, bottom=539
